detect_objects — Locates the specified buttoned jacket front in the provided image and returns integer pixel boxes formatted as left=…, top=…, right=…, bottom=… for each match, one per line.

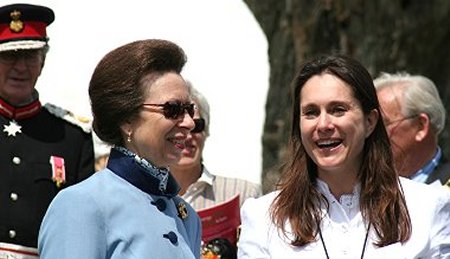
left=38, top=149, right=201, bottom=259
left=0, top=99, right=94, bottom=249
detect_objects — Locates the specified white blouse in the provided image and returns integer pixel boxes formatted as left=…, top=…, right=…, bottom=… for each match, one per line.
left=238, top=177, right=450, bottom=259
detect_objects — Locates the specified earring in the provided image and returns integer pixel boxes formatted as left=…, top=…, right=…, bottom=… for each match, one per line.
left=127, top=131, right=132, bottom=143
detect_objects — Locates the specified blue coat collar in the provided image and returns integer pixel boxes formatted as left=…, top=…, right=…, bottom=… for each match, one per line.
left=106, top=148, right=180, bottom=197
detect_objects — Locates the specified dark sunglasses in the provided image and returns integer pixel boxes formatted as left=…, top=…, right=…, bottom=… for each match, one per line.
left=192, top=118, right=206, bottom=133
left=142, top=101, right=195, bottom=119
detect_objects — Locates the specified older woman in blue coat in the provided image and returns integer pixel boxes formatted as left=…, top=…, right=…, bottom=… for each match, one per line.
left=38, top=39, right=201, bottom=258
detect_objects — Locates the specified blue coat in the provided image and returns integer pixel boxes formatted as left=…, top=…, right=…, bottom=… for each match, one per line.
left=38, top=148, right=201, bottom=258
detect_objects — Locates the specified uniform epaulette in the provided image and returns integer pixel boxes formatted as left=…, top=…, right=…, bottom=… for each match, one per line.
left=43, top=103, right=92, bottom=133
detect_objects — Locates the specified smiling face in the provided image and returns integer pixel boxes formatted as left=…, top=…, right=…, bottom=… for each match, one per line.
left=121, top=72, right=195, bottom=168
left=300, top=73, right=378, bottom=178
left=176, top=100, right=206, bottom=168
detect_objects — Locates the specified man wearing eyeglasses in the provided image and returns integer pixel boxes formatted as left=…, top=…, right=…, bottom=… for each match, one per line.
left=375, top=72, right=450, bottom=187
left=0, top=4, right=95, bottom=258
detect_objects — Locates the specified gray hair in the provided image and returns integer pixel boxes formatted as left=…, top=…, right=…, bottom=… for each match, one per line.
left=186, top=80, right=210, bottom=136
left=374, top=72, right=446, bottom=134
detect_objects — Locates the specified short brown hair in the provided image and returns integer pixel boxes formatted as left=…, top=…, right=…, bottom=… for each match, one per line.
left=89, top=39, right=187, bottom=146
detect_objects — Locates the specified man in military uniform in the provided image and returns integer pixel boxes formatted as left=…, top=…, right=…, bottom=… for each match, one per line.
left=0, top=3, right=95, bottom=257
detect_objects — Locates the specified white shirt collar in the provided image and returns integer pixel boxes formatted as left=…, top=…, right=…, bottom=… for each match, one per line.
left=196, top=165, right=215, bottom=186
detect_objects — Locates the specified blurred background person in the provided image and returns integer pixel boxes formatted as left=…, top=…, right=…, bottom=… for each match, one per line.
left=375, top=72, right=450, bottom=186
left=171, top=81, right=262, bottom=209
left=170, top=82, right=261, bottom=259
left=93, top=133, right=111, bottom=171
left=0, top=3, right=94, bottom=257
left=38, top=39, right=201, bottom=259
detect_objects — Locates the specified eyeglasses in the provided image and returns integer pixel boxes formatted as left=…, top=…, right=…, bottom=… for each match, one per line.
left=0, top=50, right=43, bottom=67
left=384, top=115, right=418, bottom=127
left=142, top=101, right=195, bottom=119
left=192, top=118, right=206, bottom=133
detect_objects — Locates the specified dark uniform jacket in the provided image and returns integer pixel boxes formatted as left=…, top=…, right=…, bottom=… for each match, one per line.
left=0, top=96, right=95, bottom=248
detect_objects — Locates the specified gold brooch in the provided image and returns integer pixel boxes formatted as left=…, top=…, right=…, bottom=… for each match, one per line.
left=177, top=202, right=188, bottom=219
left=9, top=10, right=23, bottom=33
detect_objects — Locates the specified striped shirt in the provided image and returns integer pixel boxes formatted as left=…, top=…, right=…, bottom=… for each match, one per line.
left=181, top=166, right=262, bottom=210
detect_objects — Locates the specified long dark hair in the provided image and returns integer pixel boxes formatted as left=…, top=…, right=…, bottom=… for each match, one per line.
left=270, top=55, right=411, bottom=247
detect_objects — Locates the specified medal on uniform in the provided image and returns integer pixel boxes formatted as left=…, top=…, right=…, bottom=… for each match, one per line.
left=50, top=156, right=66, bottom=188
left=177, top=202, right=188, bottom=219
left=3, top=120, right=22, bottom=137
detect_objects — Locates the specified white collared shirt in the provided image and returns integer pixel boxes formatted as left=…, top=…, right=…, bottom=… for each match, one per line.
left=238, top=177, right=450, bottom=259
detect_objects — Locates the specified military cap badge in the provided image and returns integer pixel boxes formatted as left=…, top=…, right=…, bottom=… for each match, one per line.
left=9, top=10, right=23, bottom=33
left=0, top=3, right=55, bottom=52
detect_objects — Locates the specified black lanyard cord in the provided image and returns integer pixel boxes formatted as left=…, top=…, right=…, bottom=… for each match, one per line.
left=317, top=222, right=371, bottom=259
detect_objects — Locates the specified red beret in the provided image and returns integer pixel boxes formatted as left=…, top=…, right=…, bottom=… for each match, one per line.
left=0, top=3, right=54, bottom=52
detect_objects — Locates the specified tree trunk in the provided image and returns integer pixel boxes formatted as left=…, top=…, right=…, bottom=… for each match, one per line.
left=243, top=0, right=450, bottom=193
